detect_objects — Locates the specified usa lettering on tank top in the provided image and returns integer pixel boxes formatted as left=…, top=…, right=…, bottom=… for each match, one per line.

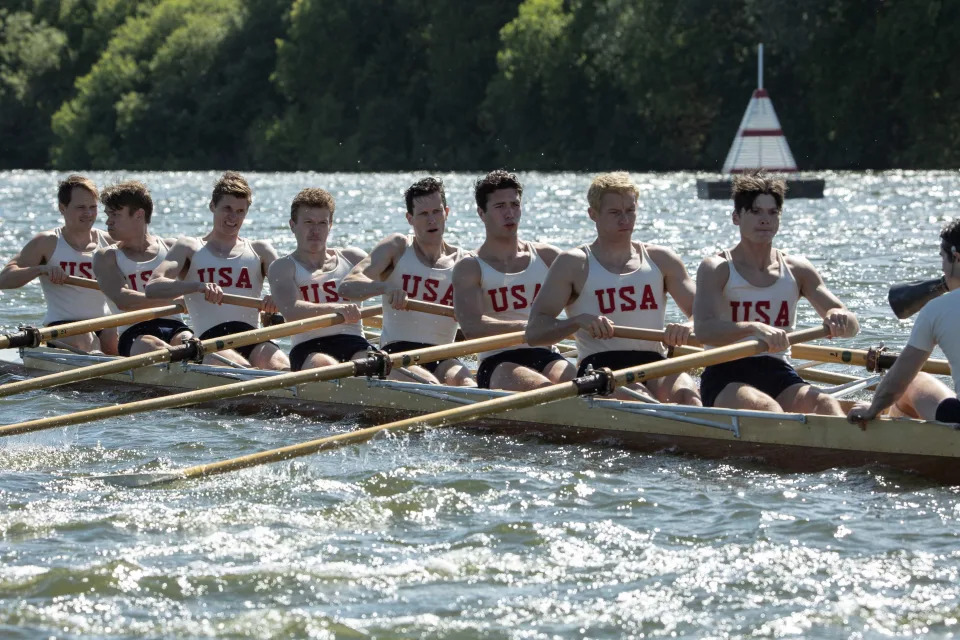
left=379, top=236, right=463, bottom=346
left=714, top=249, right=799, bottom=360
left=41, top=228, right=111, bottom=324
left=476, top=242, right=549, bottom=360
left=184, top=238, right=264, bottom=336
left=565, top=243, right=668, bottom=361
left=290, top=250, right=364, bottom=346
left=105, top=239, right=186, bottom=335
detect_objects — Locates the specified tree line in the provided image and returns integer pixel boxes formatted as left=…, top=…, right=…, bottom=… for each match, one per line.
left=2, top=0, right=958, bottom=171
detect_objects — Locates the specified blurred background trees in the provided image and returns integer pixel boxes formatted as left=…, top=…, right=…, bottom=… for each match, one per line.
left=2, top=0, right=958, bottom=170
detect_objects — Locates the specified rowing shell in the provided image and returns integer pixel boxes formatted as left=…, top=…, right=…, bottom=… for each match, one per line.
left=3, top=347, right=959, bottom=484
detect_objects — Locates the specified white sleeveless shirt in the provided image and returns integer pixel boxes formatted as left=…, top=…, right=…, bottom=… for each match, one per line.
left=105, top=239, right=184, bottom=335
left=714, top=249, right=799, bottom=360
left=289, top=250, right=363, bottom=346
left=476, top=243, right=548, bottom=360
left=566, top=244, right=667, bottom=360
left=184, top=238, right=263, bottom=336
left=379, top=236, right=463, bottom=346
left=41, top=228, right=111, bottom=324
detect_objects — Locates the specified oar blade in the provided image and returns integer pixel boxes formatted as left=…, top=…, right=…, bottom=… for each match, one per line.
left=888, top=276, right=947, bottom=319
left=95, top=471, right=184, bottom=488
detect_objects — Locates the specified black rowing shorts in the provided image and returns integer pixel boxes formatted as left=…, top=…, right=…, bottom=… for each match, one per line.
left=199, top=321, right=277, bottom=362
left=289, top=334, right=373, bottom=371
left=381, top=341, right=442, bottom=374
left=700, top=355, right=806, bottom=407
left=477, top=347, right=568, bottom=389
left=577, top=349, right=665, bottom=377
left=118, top=318, right=192, bottom=357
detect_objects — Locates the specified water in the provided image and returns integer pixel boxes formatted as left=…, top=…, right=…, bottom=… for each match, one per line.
left=0, top=170, right=958, bottom=638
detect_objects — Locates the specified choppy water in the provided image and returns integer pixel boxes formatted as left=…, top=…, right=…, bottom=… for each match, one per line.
left=0, top=170, right=958, bottom=638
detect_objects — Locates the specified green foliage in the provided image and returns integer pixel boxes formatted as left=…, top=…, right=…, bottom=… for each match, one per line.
left=7, top=0, right=960, bottom=170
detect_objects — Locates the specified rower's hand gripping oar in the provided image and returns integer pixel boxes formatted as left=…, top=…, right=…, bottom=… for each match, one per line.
left=102, top=326, right=829, bottom=488
left=888, top=276, right=948, bottom=319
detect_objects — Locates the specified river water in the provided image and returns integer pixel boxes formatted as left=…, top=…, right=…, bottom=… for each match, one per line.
left=0, top=170, right=957, bottom=638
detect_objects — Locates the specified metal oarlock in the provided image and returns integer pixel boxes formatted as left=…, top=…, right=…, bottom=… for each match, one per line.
left=573, top=365, right=616, bottom=397
left=355, top=347, right=392, bottom=379
left=167, top=338, right=205, bottom=364
left=8, top=325, right=43, bottom=349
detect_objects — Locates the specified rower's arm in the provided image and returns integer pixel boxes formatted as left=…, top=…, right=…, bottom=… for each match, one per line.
left=693, top=256, right=758, bottom=344
left=252, top=240, right=280, bottom=278
left=94, top=248, right=180, bottom=311
left=453, top=257, right=528, bottom=338
left=526, top=251, right=583, bottom=346
left=791, top=255, right=860, bottom=338
left=338, top=234, right=405, bottom=301
left=267, top=256, right=361, bottom=321
left=0, top=233, right=56, bottom=289
left=145, top=239, right=201, bottom=298
left=651, top=245, right=696, bottom=319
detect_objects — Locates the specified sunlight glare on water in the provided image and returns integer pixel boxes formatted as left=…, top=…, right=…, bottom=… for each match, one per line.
left=0, top=170, right=959, bottom=637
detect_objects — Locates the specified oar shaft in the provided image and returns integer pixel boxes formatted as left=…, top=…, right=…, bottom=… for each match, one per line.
left=125, top=327, right=829, bottom=485
left=0, top=331, right=526, bottom=437
left=64, top=275, right=264, bottom=310
left=611, top=326, right=703, bottom=348
left=0, top=304, right=185, bottom=349
left=791, top=344, right=951, bottom=376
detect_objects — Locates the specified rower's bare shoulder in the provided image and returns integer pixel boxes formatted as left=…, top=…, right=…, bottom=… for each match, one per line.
left=530, top=241, right=562, bottom=264
left=267, top=254, right=295, bottom=279
left=251, top=238, right=278, bottom=257
left=341, top=247, right=368, bottom=265
left=644, top=243, right=686, bottom=267
left=555, top=246, right=588, bottom=269
left=452, top=254, right=482, bottom=282
left=698, top=252, right=728, bottom=271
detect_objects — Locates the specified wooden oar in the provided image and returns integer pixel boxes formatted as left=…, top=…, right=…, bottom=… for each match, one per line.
left=63, top=275, right=266, bottom=310
left=0, top=303, right=186, bottom=349
left=0, top=330, right=528, bottom=439
left=791, top=344, right=951, bottom=376
left=101, top=326, right=829, bottom=487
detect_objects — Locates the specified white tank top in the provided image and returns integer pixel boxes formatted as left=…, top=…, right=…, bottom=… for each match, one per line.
left=379, top=236, right=463, bottom=346
left=41, top=228, right=111, bottom=324
left=566, top=244, right=667, bottom=360
left=289, top=250, right=364, bottom=346
left=714, top=249, right=799, bottom=360
left=184, top=238, right=263, bottom=335
left=105, top=238, right=184, bottom=335
left=476, top=242, right=549, bottom=360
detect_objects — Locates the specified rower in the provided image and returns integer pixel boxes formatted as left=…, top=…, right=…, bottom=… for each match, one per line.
left=848, top=220, right=960, bottom=426
left=268, top=188, right=374, bottom=371
left=0, top=175, right=118, bottom=354
left=693, top=172, right=859, bottom=414
left=452, top=170, right=576, bottom=390
left=93, top=181, right=193, bottom=356
left=145, top=172, right=289, bottom=370
left=339, top=177, right=476, bottom=386
left=526, top=172, right=700, bottom=404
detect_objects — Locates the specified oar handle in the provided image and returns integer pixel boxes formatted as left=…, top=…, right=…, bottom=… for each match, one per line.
left=611, top=326, right=702, bottom=347
left=65, top=275, right=266, bottom=310
left=403, top=299, right=456, bottom=317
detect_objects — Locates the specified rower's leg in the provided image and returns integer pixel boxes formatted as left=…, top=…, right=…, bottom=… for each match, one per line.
left=128, top=334, right=170, bottom=356
left=55, top=331, right=99, bottom=353
left=434, top=358, right=477, bottom=387
left=204, top=348, right=251, bottom=368
left=388, top=364, right=439, bottom=384
left=646, top=372, right=703, bottom=406
left=888, top=372, right=953, bottom=421
left=299, top=352, right=339, bottom=370
left=488, top=363, right=553, bottom=391
left=249, top=341, right=290, bottom=370
left=776, top=383, right=844, bottom=416
left=713, top=382, right=781, bottom=411
left=170, top=331, right=194, bottom=346
left=541, top=358, right=576, bottom=384
left=98, top=328, right=119, bottom=356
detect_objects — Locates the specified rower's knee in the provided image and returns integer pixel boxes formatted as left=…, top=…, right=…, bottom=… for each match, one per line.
left=715, top=383, right=780, bottom=411
left=129, top=334, right=167, bottom=356
left=812, top=393, right=844, bottom=416
left=897, top=372, right=953, bottom=421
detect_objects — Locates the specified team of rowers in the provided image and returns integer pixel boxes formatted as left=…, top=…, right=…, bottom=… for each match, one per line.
left=1, top=170, right=957, bottom=426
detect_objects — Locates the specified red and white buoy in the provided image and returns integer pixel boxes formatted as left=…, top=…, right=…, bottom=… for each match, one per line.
left=697, top=44, right=824, bottom=199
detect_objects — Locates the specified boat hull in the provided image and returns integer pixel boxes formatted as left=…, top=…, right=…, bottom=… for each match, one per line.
left=3, top=348, right=958, bottom=483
